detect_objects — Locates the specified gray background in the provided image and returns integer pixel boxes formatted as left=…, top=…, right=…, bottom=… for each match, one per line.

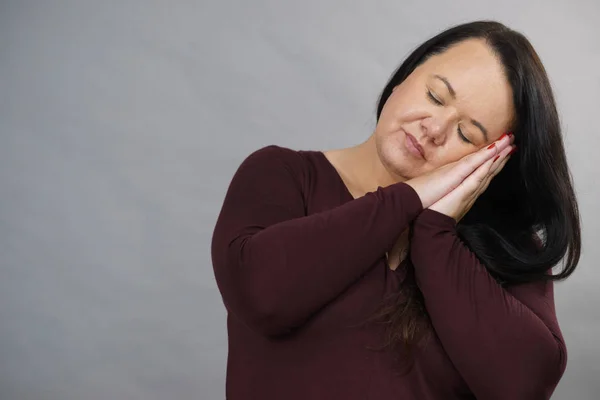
left=1, top=1, right=598, bottom=399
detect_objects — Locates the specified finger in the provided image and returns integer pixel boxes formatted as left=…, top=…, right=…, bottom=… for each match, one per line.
left=474, top=166, right=496, bottom=199
left=432, top=155, right=493, bottom=202
left=493, top=151, right=512, bottom=176
left=488, top=145, right=513, bottom=177
left=462, top=153, right=497, bottom=193
left=457, top=133, right=513, bottom=178
left=470, top=146, right=513, bottom=201
left=441, top=156, right=495, bottom=215
left=445, top=138, right=513, bottom=209
left=456, top=145, right=498, bottom=178
left=462, top=172, right=493, bottom=214
left=461, top=145, right=514, bottom=216
left=485, top=133, right=513, bottom=160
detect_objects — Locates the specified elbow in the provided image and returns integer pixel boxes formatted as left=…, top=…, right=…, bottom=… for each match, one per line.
left=213, top=235, right=298, bottom=337
left=243, top=308, right=296, bottom=337
left=537, top=333, right=568, bottom=396
left=471, top=336, right=568, bottom=400
left=227, top=285, right=296, bottom=337
left=215, top=265, right=296, bottom=337
left=507, top=338, right=568, bottom=400
left=522, top=338, right=568, bottom=400
left=548, top=334, right=568, bottom=392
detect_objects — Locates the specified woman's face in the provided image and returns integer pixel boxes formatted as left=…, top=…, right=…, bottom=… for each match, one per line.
left=375, top=39, right=515, bottom=179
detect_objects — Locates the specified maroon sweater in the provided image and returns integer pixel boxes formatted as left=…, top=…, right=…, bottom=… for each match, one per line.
left=211, top=145, right=567, bottom=399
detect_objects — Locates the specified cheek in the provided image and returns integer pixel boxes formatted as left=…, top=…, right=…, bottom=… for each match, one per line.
left=430, top=146, right=474, bottom=168
left=382, top=85, right=423, bottom=125
left=379, top=98, right=404, bottom=128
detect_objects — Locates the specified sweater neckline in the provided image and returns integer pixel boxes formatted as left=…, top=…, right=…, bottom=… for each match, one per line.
left=314, top=149, right=408, bottom=275
left=315, top=150, right=356, bottom=203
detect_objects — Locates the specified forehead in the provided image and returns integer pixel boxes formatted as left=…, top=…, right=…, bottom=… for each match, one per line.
left=419, top=39, right=514, bottom=140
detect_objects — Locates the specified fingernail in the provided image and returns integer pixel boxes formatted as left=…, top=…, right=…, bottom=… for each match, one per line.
left=498, top=133, right=508, bottom=141
left=508, top=146, right=518, bottom=155
left=493, top=155, right=500, bottom=162
left=507, top=132, right=514, bottom=138
left=487, top=143, right=496, bottom=150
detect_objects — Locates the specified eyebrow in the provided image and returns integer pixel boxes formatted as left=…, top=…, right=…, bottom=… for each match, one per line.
left=433, top=74, right=489, bottom=142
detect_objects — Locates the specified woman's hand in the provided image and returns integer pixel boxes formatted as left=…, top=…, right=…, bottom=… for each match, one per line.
left=429, top=134, right=516, bottom=222
left=405, top=133, right=515, bottom=211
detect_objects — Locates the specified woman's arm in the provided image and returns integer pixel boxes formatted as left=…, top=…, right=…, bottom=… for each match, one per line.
left=410, top=209, right=567, bottom=400
left=211, top=145, right=423, bottom=337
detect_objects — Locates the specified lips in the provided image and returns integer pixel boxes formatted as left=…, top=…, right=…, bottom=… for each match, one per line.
left=405, top=132, right=425, bottom=159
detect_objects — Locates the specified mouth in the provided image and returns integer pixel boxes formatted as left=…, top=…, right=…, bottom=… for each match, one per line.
left=404, top=131, right=426, bottom=159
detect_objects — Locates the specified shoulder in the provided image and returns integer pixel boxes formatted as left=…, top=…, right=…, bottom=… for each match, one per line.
left=242, top=144, right=304, bottom=166
left=233, top=144, right=314, bottom=192
left=240, top=144, right=321, bottom=178
left=237, top=144, right=306, bottom=168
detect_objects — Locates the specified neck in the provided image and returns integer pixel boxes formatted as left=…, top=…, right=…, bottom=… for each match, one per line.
left=336, top=133, right=407, bottom=197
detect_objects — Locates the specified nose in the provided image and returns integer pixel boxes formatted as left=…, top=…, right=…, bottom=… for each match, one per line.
left=421, top=111, right=455, bottom=145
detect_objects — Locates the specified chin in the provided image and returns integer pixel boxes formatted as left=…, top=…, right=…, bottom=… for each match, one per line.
left=376, top=135, right=422, bottom=179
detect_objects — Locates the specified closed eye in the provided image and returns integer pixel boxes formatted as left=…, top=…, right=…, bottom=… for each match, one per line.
left=427, top=90, right=443, bottom=105
left=426, top=89, right=472, bottom=144
left=458, top=126, right=470, bottom=144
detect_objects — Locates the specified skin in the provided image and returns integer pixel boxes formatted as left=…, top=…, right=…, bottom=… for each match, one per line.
left=324, top=38, right=517, bottom=269
left=325, top=38, right=515, bottom=196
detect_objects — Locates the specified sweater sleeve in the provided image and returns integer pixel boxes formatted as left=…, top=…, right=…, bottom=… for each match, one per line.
left=410, top=209, right=567, bottom=400
left=211, top=145, right=423, bottom=336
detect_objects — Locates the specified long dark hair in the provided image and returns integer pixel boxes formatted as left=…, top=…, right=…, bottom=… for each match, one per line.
left=369, top=20, right=581, bottom=361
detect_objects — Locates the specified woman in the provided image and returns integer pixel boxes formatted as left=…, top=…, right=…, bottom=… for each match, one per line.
left=211, top=20, right=580, bottom=399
